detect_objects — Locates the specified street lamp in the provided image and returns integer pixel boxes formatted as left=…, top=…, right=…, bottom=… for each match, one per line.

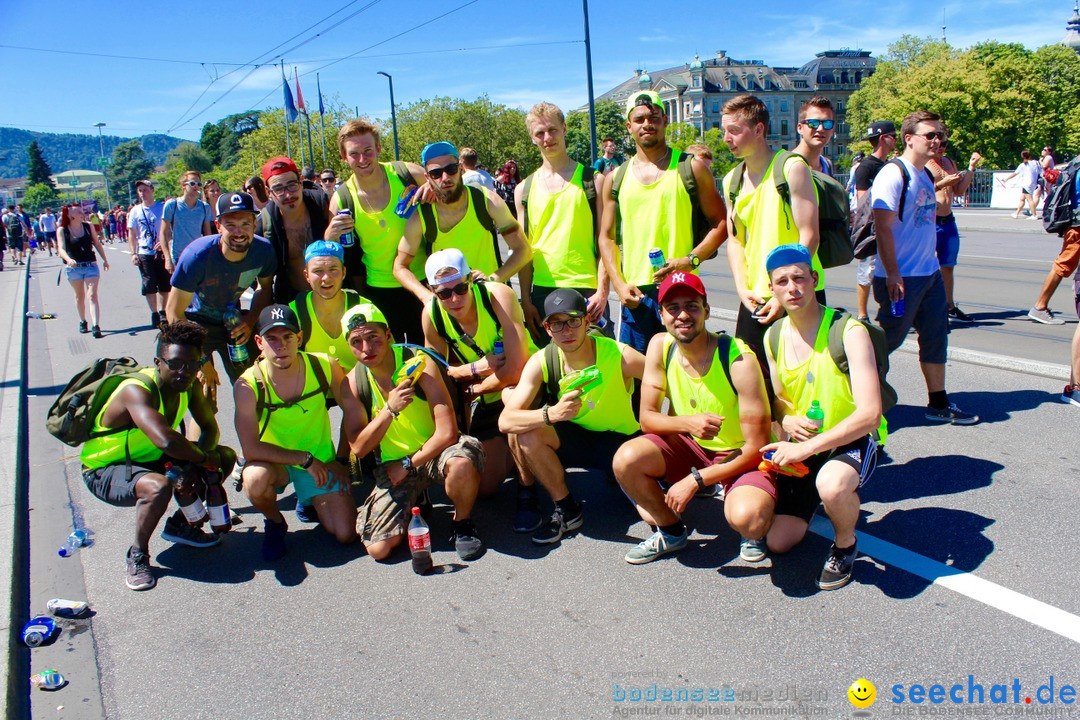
left=93, top=122, right=112, bottom=210
left=376, top=71, right=400, bottom=161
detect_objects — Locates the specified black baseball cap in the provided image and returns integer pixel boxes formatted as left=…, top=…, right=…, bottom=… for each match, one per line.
left=216, top=191, right=256, bottom=217
left=865, top=121, right=896, bottom=140
left=255, top=304, right=300, bottom=336
left=543, top=288, right=588, bottom=321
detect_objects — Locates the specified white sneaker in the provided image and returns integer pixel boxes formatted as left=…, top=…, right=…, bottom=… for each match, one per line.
left=1027, top=307, right=1065, bottom=325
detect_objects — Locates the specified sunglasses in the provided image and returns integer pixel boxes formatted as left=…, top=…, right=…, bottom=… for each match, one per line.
left=434, top=281, right=471, bottom=300
left=546, top=316, right=584, bottom=333
left=803, top=119, right=835, bottom=130
left=915, top=131, right=946, bottom=141
left=320, top=177, right=336, bottom=183
left=269, top=180, right=301, bottom=196
left=155, top=356, right=207, bottom=373
left=183, top=181, right=203, bottom=188
left=427, top=163, right=460, bottom=180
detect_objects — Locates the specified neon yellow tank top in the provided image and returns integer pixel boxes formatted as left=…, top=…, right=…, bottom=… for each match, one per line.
left=426, top=189, right=498, bottom=277
left=366, top=346, right=436, bottom=462
left=766, top=309, right=888, bottom=443
left=526, top=163, right=598, bottom=288
left=724, top=152, right=824, bottom=297
left=81, top=368, right=188, bottom=469
left=663, top=334, right=754, bottom=452
left=240, top=353, right=335, bottom=464
left=344, top=163, right=425, bottom=287
left=289, top=289, right=365, bottom=372
left=617, top=152, right=694, bottom=287
left=540, top=335, right=639, bottom=434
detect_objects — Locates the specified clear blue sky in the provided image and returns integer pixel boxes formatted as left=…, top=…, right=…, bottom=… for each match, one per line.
left=0, top=0, right=1072, bottom=143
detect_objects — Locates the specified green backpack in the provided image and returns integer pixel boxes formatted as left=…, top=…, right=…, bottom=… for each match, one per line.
left=46, top=357, right=159, bottom=447
left=418, top=185, right=503, bottom=266
left=610, top=152, right=709, bottom=251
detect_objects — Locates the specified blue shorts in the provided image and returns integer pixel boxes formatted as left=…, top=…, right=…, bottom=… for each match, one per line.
left=935, top=215, right=960, bottom=267
left=619, top=284, right=662, bottom=355
left=279, top=466, right=344, bottom=505
left=66, top=263, right=100, bottom=282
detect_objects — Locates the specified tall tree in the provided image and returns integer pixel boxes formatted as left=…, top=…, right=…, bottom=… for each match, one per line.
left=565, top=100, right=630, bottom=167
left=26, top=141, right=54, bottom=188
left=108, top=140, right=155, bottom=202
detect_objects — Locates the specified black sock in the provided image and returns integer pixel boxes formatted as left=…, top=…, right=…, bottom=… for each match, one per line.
left=659, top=521, right=685, bottom=537
left=929, top=390, right=949, bottom=410
left=555, top=494, right=581, bottom=517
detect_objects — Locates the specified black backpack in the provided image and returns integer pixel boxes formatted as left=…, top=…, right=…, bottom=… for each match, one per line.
left=418, top=185, right=503, bottom=266
left=46, top=358, right=160, bottom=447
left=1042, top=156, right=1080, bottom=236
left=849, top=159, right=931, bottom=259
left=249, top=353, right=331, bottom=439
left=610, top=152, right=711, bottom=251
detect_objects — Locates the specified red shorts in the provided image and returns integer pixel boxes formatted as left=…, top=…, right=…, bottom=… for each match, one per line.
left=643, top=433, right=776, bottom=500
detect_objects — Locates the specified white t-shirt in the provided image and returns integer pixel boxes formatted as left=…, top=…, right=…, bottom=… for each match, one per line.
left=871, top=158, right=939, bottom=278
left=127, top=203, right=161, bottom=256
left=462, top=168, right=496, bottom=192
left=1015, top=160, right=1040, bottom=193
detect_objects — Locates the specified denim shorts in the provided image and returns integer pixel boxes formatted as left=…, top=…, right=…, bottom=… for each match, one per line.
left=66, top=263, right=100, bottom=282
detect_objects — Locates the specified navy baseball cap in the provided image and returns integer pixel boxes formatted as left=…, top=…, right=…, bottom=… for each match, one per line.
left=255, top=304, right=300, bottom=335
left=216, top=191, right=256, bottom=217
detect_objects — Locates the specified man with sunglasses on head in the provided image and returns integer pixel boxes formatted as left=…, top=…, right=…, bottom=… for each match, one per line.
left=392, top=141, right=532, bottom=305
left=80, top=320, right=236, bottom=591
left=422, top=248, right=538, bottom=504
left=499, top=289, right=644, bottom=546
left=871, top=110, right=978, bottom=424
left=793, top=96, right=836, bottom=177
left=599, top=90, right=727, bottom=354
left=160, top=170, right=213, bottom=273
left=852, top=121, right=899, bottom=322
left=255, top=156, right=332, bottom=305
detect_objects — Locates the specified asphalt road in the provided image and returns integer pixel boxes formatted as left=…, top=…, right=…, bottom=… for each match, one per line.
left=19, top=211, right=1080, bottom=719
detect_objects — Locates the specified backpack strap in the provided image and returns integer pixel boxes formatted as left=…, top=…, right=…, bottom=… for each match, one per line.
left=251, top=354, right=331, bottom=439
left=295, top=293, right=312, bottom=350
left=825, top=308, right=852, bottom=374
left=610, top=161, right=630, bottom=247
left=251, top=359, right=273, bottom=439
left=390, top=161, right=415, bottom=189
left=334, top=183, right=354, bottom=215
left=725, top=161, right=748, bottom=238
left=86, top=372, right=162, bottom=441
left=467, top=185, right=503, bottom=266
left=419, top=202, right=438, bottom=257
left=428, top=294, right=484, bottom=362
left=520, top=173, right=535, bottom=236
left=542, top=342, right=561, bottom=406
left=475, top=280, right=502, bottom=336
left=676, top=152, right=698, bottom=202
left=886, top=159, right=913, bottom=222
left=351, top=362, right=374, bottom=420
left=662, top=333, right=734, bottom=389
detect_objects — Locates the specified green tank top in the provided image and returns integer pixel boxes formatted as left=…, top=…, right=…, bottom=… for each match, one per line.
left=766, top=309, right=888, bottom=444
left=617, top=152, right=694, bottom=286
left=526, top=163, right=598, bottom=288
left=663, top=334, right=753, bottom=452
left=425, top=190, right=498, bottom=277
left=724, top=152, right=824, bottom=298
left=344, top=163, right=425, bottom=287
left=289, top=289, right=362, bottom=372
left=540, top=335, right=638, bottom=434
left=81, top=368, right=188, bottom=469
left=366, top=345, right=436, bottom=462
left=240, top=353, right=335, bottom=464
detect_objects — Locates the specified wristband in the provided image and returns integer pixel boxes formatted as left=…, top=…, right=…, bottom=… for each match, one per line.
left=301, top=451, right=315, bottom=469
left=691, top=466, right=706, bottom=491
left=387, top=406, right=400, bottom=420
left=542, top=404, right=552, bottom=426
left=470, top=362, right=478, bottom=379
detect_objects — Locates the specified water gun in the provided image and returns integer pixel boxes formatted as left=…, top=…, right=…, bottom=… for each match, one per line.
left=393, top=353, right=427, bottom=387
left=558, top=365, right=602, bottom=399
left=394, top=185, right=419, bottom=219
left=758, top=450, right=809, bottom=478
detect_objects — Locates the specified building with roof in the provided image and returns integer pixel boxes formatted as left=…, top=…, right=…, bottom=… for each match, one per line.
left=1063, top=2, right=1080, bottom=53
left=597, top=49, right=877, bottom=160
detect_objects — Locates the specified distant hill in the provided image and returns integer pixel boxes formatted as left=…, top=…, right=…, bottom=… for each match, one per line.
left=0, top=128, right=186, bottom=180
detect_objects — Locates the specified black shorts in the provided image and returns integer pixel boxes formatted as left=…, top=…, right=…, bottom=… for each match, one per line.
left=554, top=421, right=638, bottom=475
left=470, top=398, right=503, bottom=442
left=362, top=285, right=424, bottom=347
left=137, top=253, right=171, bottom=295
left=82, top=459, right=170, bottom=507
left=774, top=434, right=878, bottom=522
left=7, top=235, right=24, bottom=251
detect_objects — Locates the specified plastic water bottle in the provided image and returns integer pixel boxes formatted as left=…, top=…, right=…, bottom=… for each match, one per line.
left=222, top=303, right=250, bottom=364
left=336, top=209, right=354, bottom=247
left=408, top=506, right=433, bottom=575
left=806, top=400, right=825, bottom=431
left=204, top=466, right=232, bottom=534
left=648, top=248, right=666, bottom=272
left=166, top=462, right=207, bottom=526
left=57, top=530, right=88, bottom=558
left=493, top=340, right=504, bottom=356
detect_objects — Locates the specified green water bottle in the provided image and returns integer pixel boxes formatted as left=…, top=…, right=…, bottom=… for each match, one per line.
left=806, top=400, right=824, bottom=431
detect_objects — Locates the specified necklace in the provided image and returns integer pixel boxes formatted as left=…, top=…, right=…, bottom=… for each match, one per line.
left=786, top=322, right=815, bottom=384
left=633, top=149, right=671, bottom=184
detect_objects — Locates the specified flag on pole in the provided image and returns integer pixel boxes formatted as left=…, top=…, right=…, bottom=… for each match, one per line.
left=317, top=74, right=325, bottom=116
left=294, top=68, right=307, bottom=114
left=282, top=67, right=298, bottom=122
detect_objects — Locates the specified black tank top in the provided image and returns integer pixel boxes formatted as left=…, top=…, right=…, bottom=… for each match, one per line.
left=62, top=223, right=95, bottom=263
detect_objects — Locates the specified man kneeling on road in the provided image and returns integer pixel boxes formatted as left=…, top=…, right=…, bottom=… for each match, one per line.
left=499, top=289, right=644, bottom=546
left=233, top=305, right=357, bottom=560
left=613, top=272, right=773, bottom=565
left=80, top=320, right=236, bottom=591
left=761, top=244, right=883, bottom=590
left=341, top=303, right=486, bottom=562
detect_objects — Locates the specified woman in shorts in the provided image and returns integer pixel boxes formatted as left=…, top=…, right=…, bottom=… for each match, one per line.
left=56, top=204, right=109, bottom=338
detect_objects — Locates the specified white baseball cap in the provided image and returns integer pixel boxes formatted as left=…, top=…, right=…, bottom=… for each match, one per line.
left=425, top=248, right=471, bottom=286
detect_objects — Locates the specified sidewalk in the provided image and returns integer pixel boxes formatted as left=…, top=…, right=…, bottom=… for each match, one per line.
left=953, top=207, right=1047, bottom=234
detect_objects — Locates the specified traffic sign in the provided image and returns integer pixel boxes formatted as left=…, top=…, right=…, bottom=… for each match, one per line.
left=97, top=158, right=111, bottom=167
left=68, top=179, right=79, bottom=187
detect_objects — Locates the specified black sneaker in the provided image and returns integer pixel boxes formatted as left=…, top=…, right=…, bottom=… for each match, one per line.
left=78, top=321, right=88, bottom=334
left=151, top=311, right=160, bottom=328
left=92, top=325, right=103, bottom=339
left=261, top=518, right=288, bottom=561
left=532, top=505, right=584, bottom=545
left=451, top=519, right=485, bottom=561
left=816, top=542, right=857, bottom=591
left=161, top=516, right=222, bottom=548
left=125, top=547, right=156, bottom=591
left=948, top=306, right=973, bottom=323
left=924, top=402, right=979, bottom=425
left=513, top=486, right=542, bottom=533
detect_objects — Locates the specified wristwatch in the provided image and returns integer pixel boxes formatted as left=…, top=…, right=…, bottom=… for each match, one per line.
left=687, top=252, right=701, bottom=269
left=401, top=455, right=418, bottom=478
left=301, top=451, right=315, bottom=469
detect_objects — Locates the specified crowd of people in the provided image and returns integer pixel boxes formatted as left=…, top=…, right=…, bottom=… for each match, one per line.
left=53, top=92, right=1074, bottom=596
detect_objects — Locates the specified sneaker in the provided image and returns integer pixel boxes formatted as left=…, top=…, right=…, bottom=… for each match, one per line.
left=92, top=325, right=102, bottom=339
left=532, top=505, right=584, bottom=545
left=161, top=516, right=222, bottom=548
left=261, top=518, right=288, bottom=561
left=1027, top=307, right=1065, bottom=325
left=924, top=402, right=980, bottom=425
left=740, top=537, right=768, bottom=563
left=78, top=321, right=88, bottom=334
left=1062, top=385, right=1080, bottom=407
left=451, top=519, right=485, bottom=561
left=624, top=527, right=689, bottom=565
left=948, top=306, right=973, bottom=323
left=295, top=503, right=318, bottom=523
left=513, top=486, right=542, bottom=533
left=125, top=548, right=156, bottom=591
left=817, top=542, right=858, bottom=590
left=151, top=311, right=160, bottom=328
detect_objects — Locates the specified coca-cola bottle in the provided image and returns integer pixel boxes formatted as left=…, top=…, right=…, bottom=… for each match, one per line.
left=408, top=506, right=432, bottom=575
left=166, top=462, right=207, bottom=526
left=204, top=465, right=231, bottom=534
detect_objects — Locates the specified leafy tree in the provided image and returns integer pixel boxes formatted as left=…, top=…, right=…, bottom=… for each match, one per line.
left=175, top=142, right=213, bottom=173
left=565, top=100, right=629, bottom=166
left=108, top=140, right=154, bottom=202
left=26, top=141, right=54, bottom=188
left=701, top=128, right=738, bottom=177
left=665, top=122, right=701, bottom=151
left=20, top=183, right=60, bottom=214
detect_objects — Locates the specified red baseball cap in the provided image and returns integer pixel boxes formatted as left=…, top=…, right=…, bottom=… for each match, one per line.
left=261, top=156, right=300, bottom=183
left=657, top=271, right=707, bottom=304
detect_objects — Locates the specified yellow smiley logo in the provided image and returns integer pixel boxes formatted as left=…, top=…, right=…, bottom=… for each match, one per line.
left=848, top=678, right=876, bottom=709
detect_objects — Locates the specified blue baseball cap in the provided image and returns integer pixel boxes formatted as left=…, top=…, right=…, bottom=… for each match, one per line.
left=304, top=240, right=344, bottom=265
left=421, top=141, right=458, bottom=166
left=766, top=243, right=813, bottom=273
